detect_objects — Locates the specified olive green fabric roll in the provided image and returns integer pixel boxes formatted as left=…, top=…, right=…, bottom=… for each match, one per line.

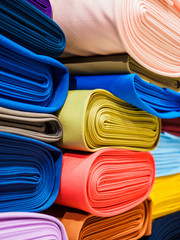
left=56, top=89, right=160, bottom=151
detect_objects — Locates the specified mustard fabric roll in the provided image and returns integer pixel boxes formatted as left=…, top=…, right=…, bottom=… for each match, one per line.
left=150, top=173, right=180, bottom=220
left=56, top=89, right=160, bottom=151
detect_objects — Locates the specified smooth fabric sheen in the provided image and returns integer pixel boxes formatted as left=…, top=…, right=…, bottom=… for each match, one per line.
left=55, top=149, right=155, bottom=217
left=56, top=89, right=160, bottom=152
left=0, top=0, right=65, bottom=57
left=151, top=132, right=180, bottom=177
left=26, top=0, right=52, bottom=17
left=150, top=173, right=180, bottom=220
left=62, top=54, right=180, bottom=91
left=0, top=132, right=62, bottom=212
left=0, top=212, right=68, bottom=240
left=162, top=118, right=180, bottom=136
left=69, top=74, right=180, bottom=118
left=0, top=107, right=62, bottom=143
left=50, top=0, right=180, bottom=77
left=0, top=35, right=69, bottom=113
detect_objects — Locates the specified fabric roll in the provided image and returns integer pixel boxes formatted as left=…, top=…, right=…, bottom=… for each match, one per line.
left=56, top=89, right=160, bottom=152
left=150, top=173, right=180, bottom=220
left=0, top=35, right=69, bottom=113
left=50, top=0, right=180, bottom=77
left=0, top=0, right=65, bottom=57
left=26, top=0, right=52, bottom=17
left=55, top=149, right=155, bottom=217
left=62, top=54, right=180, bottom=91
left=162, top=118, right=180, bottom=136
left=69, top=74, right=180, bottom=119
left=151, top=132, right=180, bottom=177
left=0, top=107, right=62, bottom=143
left=0, top=131, right=62, bottom=212
left=0, top=212, right=68, bottom=240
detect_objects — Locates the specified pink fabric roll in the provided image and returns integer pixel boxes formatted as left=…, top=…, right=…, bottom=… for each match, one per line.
left=50, top=0, right=180, bottom=77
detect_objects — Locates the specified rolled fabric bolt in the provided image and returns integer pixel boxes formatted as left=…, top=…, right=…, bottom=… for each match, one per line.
left=50, top=0, right=180, bottom=77
left=150, top=173, right=180, bottom=220
left=0, top=35, right=69, bottom=113
left=151, top=132, right=180, bottom=177
left=162, top=118, right=180, bottom=136
left=0, top=132, right=62, bottom=212
left=0, top=107, right=62, bottom=143
left=0, top=212, right=68, bottom=240
left=55, top=149, right=155, bottom=217
left=0, top=0, right=65, bottom=57
left=69, top=74, right=180, bottom=118
left=26, top=0, right=52, bottom=17
left=56, top=89, right=161, bottom=152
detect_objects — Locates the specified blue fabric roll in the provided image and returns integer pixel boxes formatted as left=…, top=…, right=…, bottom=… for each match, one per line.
left=69, top=74, right=180, bottom=118
left=0, top=0, right=65, bottom=57
left=0, top=131, right=62, bottom=212
left=0, top=35, right=69, bottom=113
left=151, top=132, right=180, bottom=178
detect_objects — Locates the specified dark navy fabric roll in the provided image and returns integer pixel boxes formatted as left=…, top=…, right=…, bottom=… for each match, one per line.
left=0, top=0, right=65, bottom=57
left=0, top=131, right=62, bottom=212
left=26, top=0, right=52, bottom=17
left=0, top=35, right=69, bottom=113
left=69, top=74, right=180, bottom=119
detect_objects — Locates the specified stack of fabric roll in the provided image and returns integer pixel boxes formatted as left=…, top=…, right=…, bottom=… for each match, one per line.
left=0, top=0, right=179, bottom=239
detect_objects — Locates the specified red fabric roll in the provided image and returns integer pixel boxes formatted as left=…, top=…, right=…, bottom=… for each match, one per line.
left=162, top=118, right=180, bottom=136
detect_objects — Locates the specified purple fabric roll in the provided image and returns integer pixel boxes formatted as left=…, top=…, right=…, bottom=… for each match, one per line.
left=0, top=212, right=68, bottom=240
left=26, top=0, right=52, bottom=17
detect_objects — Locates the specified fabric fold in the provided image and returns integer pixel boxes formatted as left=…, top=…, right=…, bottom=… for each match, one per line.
left=56, top=89, right=160, bottom=152
left=0, top=35, right=69, bottom=113
left=162, top=118, right=180, bottom=136
left=0, top=107, right=62, bottom=143
left=50, top=0, right=180, bottom=77
left=0, top=0, right=65, bottom=57
left=55, top=149, right=155, bottom=217
left=0, top=131, right=62, bottom=212
left=0, top=212, right=68, bottom=240
left=150, top=173, right=180, bottom=220
left=151, top=132, right=180, bottom=177
left=69, top=74, right=180, bottom=118
left=26, top=0, right=52, bottom=17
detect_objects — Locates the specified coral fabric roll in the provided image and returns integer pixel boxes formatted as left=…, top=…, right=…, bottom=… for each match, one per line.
left=55, top=149, right=155, bottom=217
left=50, top=0, right=180, bottom=77
left=26, top=0, right=52, bottom=17
left=162, top=118, right=180, bottom=136
left=69, top=74, right=180, bottom=118
left=150, top=173, right=180, bottom=220
left=0, top=35, right=69, bottom=113
left=56, top=89, right=160, bottom=152
left=0, top=212, right=68, bottom=240
left=151, top=132, right=180, bottom=177
left=0, top=107, right=62, bottom=143
left=0, top=0, right=65, bottom=57
left=0, top=132, right=62, bottom=212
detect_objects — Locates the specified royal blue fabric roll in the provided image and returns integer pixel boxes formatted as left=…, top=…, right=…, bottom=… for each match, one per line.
left=151, top=132, right=180, bottom=178
left=0, top=131, right=62, bottom=212
left=0, top=35, right=69, bottom=113
left=0, top=0, right=65, bottom=57
left=69, top=74, right=180, bottom=118
left=26, top=0, right=52, bottom=17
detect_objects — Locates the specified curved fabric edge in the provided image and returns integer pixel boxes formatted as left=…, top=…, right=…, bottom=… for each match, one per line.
left=26, top=0, right=52, bottom=17
left=162, top=118, right=180, bottom=136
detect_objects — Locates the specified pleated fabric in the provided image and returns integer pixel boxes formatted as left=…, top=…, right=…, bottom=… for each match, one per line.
left=26, top=0, right=52, bottom=17
left=0, top=132, right=62, bottom=212
left=162, top=118, right=180, bottom=136
left=56, top=89, right=161, bottom=152
left=0, top=212, right=68, bottom=240
left=55, top=149, right=155, bottom=217
left=50, top=0, right=180, bottom=77
left=0, top=107, right=62, bottom=143
left=151, top=132, right=180, bottom=177
left=150, top=173, right=180, bottom=220
left=0, top=0, right=65, bottom=57
left=69, top=74, right=180, bottom=118
left=1, top=35, right=69, bottom=113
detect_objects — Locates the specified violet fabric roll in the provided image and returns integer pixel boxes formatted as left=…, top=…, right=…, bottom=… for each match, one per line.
left=0, top=212, right=68, bottom=240
left=26, top=0, right=52, bottom=17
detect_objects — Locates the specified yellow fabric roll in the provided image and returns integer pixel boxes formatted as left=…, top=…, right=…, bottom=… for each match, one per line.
left=150, top=173, right=180, bottom=220
left=56, top=89, right=160, bottom=151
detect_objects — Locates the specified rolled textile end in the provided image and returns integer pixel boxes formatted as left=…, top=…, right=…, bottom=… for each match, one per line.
left=26, top=0, right=52, bottom=17
left=162, top=118, right=180, bottom=136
